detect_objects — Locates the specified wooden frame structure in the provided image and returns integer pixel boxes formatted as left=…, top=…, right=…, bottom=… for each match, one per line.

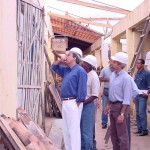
left=17, top=0, right=45, bottom=126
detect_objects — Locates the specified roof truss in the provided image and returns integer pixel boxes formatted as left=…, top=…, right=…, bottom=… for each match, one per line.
left=49, top=12, right=112, bottom=28
left=58, top=0, right=130, bottom=14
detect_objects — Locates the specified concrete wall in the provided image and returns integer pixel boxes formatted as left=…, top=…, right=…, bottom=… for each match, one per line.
left=112, top=0, right=150, bottom=39
left=111, top=0, right=150, bottom=129
left=0, top=0, right=17, bottom=117
left=0, top=0, right=47, bottom=118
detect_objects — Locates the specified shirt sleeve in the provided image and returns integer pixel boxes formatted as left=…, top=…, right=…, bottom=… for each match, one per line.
left=146, top=71, right=150, bottom=89
left=130, top=77, right=139, bottom=98
left=123, top=76, right=132, bottom=105
left=76, top=69, right=87, bottom=102
left=91, top=74, right=100, bottom=97
left=99, top=68, right=105, bottom=78
left=51, top=64, right=67, bottom=78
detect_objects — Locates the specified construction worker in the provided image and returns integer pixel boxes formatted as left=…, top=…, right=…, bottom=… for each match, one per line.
left=80, top=55, right=100, bottom=150
left=52, top=47, right=87, bottom=150
left=99, top=58, right=114, bottom=129
left=134, top=59, right=150, bottom=136
left=105, top=52, right=132, bottom=150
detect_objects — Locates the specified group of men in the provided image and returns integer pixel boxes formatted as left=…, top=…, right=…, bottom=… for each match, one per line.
left=100, top=53, right=150, bottom=150
left=52, top=47, right=150, bottom=150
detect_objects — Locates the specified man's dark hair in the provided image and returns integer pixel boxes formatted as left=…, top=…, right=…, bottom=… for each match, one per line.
left=138, top=59, right=145, bottom=64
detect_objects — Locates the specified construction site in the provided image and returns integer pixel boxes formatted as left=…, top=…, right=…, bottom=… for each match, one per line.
left=1, top=0, right=150, bottom=149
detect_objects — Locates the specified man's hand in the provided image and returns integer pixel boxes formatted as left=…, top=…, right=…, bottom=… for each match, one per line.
left=117, top=115, right=124, bottom=124
left=104, top=106, right=110, bottom=115
left=142, top=93, right=148, bottom=97
left=76, top=102, right=81, bottom=107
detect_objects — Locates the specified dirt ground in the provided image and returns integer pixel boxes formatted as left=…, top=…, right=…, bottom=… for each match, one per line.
left=46, top=107, right=150, bottom=150
left=95, top=108, right=150, bottom=150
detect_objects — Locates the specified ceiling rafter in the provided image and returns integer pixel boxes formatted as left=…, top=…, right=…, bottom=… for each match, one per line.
left=58, top=0, right=130, bottom=14
left=81, top=17, right=122, bottom=21
left=49, top=12, right=113, bottom=28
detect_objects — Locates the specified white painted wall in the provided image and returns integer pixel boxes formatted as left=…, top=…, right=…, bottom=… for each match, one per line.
left=0, top=0, right=17, bottom=117
left=101, top=37, right=111, bottom=67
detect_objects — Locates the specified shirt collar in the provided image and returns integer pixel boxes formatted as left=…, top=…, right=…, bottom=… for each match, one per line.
left=137, top=68, right=144, bottom=74
left=70, top=64, right=78, bottom=70
left=114, top=69, right=124, bottom=76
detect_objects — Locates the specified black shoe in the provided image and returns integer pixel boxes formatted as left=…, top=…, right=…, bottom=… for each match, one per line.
left=102, top=124, right=107, bottom=129
left=134, top=130, right=142, bottom=134
left=139, top=132, right=148, bottom=136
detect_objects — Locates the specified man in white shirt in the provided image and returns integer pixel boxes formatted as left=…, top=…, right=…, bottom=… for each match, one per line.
left=80, top=55, right=100, bottom=150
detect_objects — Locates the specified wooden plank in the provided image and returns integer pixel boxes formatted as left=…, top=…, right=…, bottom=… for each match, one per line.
left=18, top=16, right=42, bottom=76
left=49, top=12, right=113, bottom=28
left=0, top=117, right=26, bottom=150
left=0, top=127, right=15, bottom=150
left=81, top=17, right=122, bottom=21
left=18, top=85, right=42, bottom=89
left=58, top=0, right=130, bottom=14
left=21, top=0, right=43, bottom=10
left=84, top=37, right=101, bottom=54
left=49, top=83, right=62, bottom=114
left=44, top=46, right=60, bottom=92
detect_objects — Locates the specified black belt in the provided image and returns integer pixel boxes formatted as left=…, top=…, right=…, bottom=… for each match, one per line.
left=111, top=101, right=122, bottom=104
left=104, top=87, right=109, bottom=89
left=61, top=97, right=76, bottom=101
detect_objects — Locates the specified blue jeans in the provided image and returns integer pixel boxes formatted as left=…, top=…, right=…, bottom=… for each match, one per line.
left=81, top=101, right=95, bottom=150
left=101, top=94, right=109, bottom=125
left=135, top=95, right=148, bottom=133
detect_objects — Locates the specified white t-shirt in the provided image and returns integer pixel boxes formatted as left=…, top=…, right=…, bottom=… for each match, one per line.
left=86, top=70, right=100, bottom=99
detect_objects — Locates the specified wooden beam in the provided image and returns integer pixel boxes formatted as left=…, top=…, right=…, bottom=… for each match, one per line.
left=49, top=12, right=112, bottom=28
left=83, top=37, right=101, bottom=55
left=81, top=17, right=122, bottom=21
left=58, top=0, right=130, bottom=15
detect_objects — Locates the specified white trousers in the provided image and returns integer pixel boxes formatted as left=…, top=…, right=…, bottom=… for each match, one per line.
left=62, top=100, right=83, bottom=150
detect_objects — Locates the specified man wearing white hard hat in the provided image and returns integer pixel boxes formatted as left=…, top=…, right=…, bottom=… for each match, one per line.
left=80, top=55, right=100, bottom=150
left=52, top=47, right=87, bottom=150
left=105, top=52, right=132, bottom=150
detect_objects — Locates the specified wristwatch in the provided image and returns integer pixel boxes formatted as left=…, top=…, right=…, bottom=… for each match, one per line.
left=120, top=113, right=124, bottom=116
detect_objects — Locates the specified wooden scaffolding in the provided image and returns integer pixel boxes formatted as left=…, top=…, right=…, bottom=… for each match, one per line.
left=17, top=0, right=45, bottom=127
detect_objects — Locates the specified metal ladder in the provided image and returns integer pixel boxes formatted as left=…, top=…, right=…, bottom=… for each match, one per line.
left=128, top=14, right=150, bottom=76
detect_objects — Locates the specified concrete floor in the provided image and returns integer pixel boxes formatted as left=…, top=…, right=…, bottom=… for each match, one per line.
left=46, top=107, right=150, bottom=150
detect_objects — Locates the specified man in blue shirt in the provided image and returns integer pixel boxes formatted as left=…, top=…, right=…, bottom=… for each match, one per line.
left=99, top=58, right=114, bottom=129
left=105, top=52, right=132, bottom=150
left=134, top=59, right=150, bottom=136
left=52, top=47, right=87, bottom=150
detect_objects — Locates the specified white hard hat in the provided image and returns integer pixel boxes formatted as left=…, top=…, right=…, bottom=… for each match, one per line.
left=70, top=47, right=83, bottom=57
left=82, top=55, right=97, bottom=69
left=111, top=52, right=128, bottom=65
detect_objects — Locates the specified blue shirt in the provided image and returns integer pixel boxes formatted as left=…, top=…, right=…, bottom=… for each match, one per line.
left=134, top=69, right=150, bottom=90
left=52, top=64, right=87, bottom=102
left=99, top=66, right=113, bottom=88
left=109, top=70, right=132, bottom=105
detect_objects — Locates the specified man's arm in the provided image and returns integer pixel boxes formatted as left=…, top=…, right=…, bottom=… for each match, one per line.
left=84, top=96, right=97, bottom=105
left=53, top=57, right=66, bottom=65
left=99, top=78, right=110, bottom=82
left=99, top=68, right=110, bottom=82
